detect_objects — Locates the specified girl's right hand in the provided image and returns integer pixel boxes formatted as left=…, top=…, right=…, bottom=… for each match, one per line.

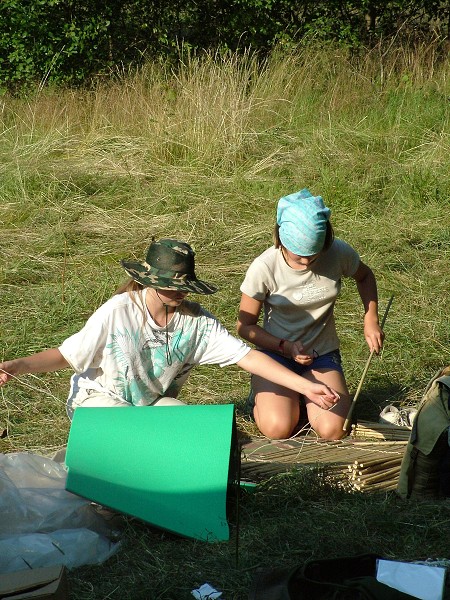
left=304, top=382, right=340, bottom=409
left=288, top=340, right=314, bottom=365
left=0, top=363, right=12, bottom=386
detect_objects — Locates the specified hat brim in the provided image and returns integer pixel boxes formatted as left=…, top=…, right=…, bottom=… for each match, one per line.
left=121, top=260, right=218, bottom=295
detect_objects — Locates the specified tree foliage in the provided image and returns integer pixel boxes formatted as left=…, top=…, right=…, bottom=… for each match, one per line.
left=0, top=0, right=448, bottom=89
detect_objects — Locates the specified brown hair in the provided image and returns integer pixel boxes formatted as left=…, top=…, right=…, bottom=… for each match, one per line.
left=114, top=278, right=147, bottom=321
left=115, top=278, right=144, bottom=295
left=114, top=278, right=201, bottom=321
left=273, top=221, right=334, bottom=253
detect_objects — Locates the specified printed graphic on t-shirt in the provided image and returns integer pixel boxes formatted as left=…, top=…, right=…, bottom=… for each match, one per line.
left=104, top=317, right=212, bottom=404
left=293, top=283, right=329, bottom=303
left=106, top=327, right=156, bottom=403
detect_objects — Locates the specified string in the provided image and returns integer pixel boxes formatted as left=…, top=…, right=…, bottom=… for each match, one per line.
left=165, top=304, right=172, bottom=367
left=154, top=290, right=173, bottom=367
left=0, top=368, right=63, bottom=403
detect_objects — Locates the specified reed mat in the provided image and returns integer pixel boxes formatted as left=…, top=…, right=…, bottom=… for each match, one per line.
left=240, top=420, right=410, bottom=493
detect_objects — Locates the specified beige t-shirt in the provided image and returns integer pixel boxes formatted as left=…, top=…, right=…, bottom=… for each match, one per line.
left=240, top=239, right=360, bottom=356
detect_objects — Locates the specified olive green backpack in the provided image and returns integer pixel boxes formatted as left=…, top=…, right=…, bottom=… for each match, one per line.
left=397, top=366, right=450, bottom=500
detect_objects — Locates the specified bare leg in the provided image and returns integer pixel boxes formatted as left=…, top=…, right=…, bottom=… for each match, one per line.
left=252, top=369, right=351, bottom=440
left=252, top=375, right=301, bottom=439
left=302, top=369, right=351, bottom=440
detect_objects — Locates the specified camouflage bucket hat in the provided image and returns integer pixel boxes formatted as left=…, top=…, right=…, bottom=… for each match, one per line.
left=121, top=238, right=218, bottom=295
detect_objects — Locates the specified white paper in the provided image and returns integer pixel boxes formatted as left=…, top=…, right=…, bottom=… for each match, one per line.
left=191, top=582, right=222, bottom=599
left=376, top=559, right=446, bottom=600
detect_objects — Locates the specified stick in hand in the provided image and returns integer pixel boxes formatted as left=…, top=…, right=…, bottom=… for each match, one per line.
left=343, top=294, right=394, bottom=432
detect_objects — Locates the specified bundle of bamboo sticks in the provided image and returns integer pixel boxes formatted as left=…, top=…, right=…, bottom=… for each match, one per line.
left=240, top=424, right=409, bottom=491
left=350, top=420, right=411, bottom=442
left=326, top=454, right=403, bottom=493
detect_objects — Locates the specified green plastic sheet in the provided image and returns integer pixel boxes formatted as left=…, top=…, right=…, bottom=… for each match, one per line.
left=65, top=404, right=238, bottom=542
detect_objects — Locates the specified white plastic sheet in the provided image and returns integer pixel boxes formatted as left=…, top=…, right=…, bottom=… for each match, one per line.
left=0, top=452, right=120, bottom=572
left=0, top=529, right=118, bottom=572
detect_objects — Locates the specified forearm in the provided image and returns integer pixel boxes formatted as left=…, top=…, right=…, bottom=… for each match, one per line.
left=237, top=349, right=307, bottom=394
left=237, top=322, right=285, bottom=354
left=353, top=264, right=385, bottom=352
left=237, top=349, right=340, bottom=406
left=355, top=269, right=379, bottom=322
left=0, top=349, right=70, bottom=378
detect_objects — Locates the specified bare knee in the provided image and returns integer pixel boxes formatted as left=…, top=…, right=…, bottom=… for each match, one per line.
left=313, top=420, right=347, bottom=441
left=252, top=389, right=300, bottom=440
left=254, top=411, right=297, bottom=440
left=259, top=425, right=294, bottom=440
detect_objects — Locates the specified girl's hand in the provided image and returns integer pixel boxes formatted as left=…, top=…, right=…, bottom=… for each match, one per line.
left=0, top=363, right=13, bottom=386
left=363, top=315, right=384, bottom=353
left=288, top=340, right=314, bottom=365
left=304, top=382, right=340, bottom=409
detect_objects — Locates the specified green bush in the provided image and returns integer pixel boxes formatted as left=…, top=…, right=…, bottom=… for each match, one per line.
left=0, top=0, right=448, bottom=89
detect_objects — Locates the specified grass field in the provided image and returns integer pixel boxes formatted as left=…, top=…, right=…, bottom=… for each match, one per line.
left=0, top=41, right=449, bottom=599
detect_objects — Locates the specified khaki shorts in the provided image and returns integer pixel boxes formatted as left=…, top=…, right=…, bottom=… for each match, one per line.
left=69, top=391, right=186, bottom=413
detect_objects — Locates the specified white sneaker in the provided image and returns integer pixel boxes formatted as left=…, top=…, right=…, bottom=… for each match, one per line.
left=379, top=405, right=403, bottom=425
left=379, top=405, right=416, bottom=427
left=401, top=408, right=417, bottom=427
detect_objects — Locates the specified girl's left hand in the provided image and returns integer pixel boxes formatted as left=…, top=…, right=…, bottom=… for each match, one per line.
left=289, top=340, right=314, bottom=365
left=364, top=316, right=384, bottom=353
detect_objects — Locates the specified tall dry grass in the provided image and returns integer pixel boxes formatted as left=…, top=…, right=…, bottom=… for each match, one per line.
left=1, top=41, right=449, bottom=438
left=0, top=41, right=449, bottom=599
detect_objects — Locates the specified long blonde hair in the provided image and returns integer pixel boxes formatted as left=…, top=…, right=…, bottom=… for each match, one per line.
left=114, top=278, right=147, bottom=321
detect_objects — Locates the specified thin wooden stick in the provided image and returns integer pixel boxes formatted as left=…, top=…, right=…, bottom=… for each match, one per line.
left=343, top=295, right=394, bottom=431
left=357, top=465, right=400, bottom=485
left=357, top=456, right=402, bottom=471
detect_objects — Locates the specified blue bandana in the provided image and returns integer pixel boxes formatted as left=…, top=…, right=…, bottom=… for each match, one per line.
left=276, top=188, right=331, bottom=256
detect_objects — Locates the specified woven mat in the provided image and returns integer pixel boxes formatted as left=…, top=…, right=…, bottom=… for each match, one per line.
left=240, top=420, right=410, bottom=489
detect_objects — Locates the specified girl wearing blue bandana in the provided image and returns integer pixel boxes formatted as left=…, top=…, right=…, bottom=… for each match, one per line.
left=238, top=189, right=384, bottom=440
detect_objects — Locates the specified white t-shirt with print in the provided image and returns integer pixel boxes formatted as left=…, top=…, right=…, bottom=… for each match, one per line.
left=240, top=239, right=360, bottom=356
left=59, top=290, right=250, bottom=411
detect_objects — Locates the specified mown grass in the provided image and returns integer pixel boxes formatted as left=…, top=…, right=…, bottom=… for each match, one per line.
left=0, top=42, right=449, bottom=598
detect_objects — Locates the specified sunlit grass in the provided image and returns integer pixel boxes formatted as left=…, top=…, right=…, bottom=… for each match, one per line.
left=0, top=41, right=449, bottom=599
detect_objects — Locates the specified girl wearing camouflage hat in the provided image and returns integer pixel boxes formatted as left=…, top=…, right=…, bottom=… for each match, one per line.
left=237, top=189, right=384, bottom=440
left=0, top=238, right=339, bottom=418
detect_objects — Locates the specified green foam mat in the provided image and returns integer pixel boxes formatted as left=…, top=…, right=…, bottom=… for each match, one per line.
left=66, top=404, right=238, bottom=542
